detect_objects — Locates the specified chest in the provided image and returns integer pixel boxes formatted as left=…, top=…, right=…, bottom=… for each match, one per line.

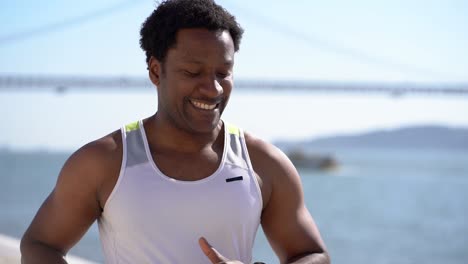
left=103, top=163, right=262, bottom=235
left=151, top=149, right=222, bottom=181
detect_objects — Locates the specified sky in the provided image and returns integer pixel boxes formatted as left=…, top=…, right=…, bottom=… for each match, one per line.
left=1, top=0, right=468, bottom=151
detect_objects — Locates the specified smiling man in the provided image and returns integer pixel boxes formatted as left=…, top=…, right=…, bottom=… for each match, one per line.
left=20, top=0, right=330, bottom=263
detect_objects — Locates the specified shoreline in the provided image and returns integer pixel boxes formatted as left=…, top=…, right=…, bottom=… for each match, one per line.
left=0, top=233, right=98, bottom=264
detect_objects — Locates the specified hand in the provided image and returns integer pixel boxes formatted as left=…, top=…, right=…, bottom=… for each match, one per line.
left=198, top=237, right=244, bottom=264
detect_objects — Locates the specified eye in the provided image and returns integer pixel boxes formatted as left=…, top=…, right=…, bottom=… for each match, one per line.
left=216, top=72, right=229, bottom=78
left=184, top=70, right=200, bottom=77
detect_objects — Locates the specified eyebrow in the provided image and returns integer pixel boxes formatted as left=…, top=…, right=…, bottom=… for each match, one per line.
left=180, top=52, right=234, bottom=65
left=181, top=58, right=234, bottom=67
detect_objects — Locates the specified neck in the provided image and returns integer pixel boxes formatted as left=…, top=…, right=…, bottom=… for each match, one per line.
left=144, top=113, right=224, bottom=153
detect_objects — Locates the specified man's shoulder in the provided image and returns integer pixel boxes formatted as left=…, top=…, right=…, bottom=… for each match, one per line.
left=244, top=131, right=287, bottom=164
left=54, top=129, right=123, bottom=206
left=68, top=129, right=123, bottom=170
left=243, top=131, right=303, bottom=212
left=80, top=129, right=121, bottom=154
left=243, top=131, right=298, bottom=180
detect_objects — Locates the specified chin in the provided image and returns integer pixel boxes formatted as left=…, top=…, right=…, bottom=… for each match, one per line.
left=187, top=118, right=221, bottom=134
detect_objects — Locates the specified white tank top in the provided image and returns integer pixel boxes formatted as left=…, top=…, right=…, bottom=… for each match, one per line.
left=98, top=120, right=263, bottom=263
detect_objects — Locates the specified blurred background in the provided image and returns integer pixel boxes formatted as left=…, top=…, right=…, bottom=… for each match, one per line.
left=1, top=0, right=467, bottom=263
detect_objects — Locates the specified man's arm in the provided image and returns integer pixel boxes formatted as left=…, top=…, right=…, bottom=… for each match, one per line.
left=246, top=133, right=330, bottom=264
left=20, top=137, right=119, bottom=263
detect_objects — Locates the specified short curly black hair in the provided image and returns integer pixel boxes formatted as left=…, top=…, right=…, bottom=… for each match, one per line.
left=140, top=0, right=244, bottom=66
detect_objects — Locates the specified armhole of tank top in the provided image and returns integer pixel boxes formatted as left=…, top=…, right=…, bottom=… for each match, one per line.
left=239, top=128, right=263, bottom=209
left=102, top=125, right=128, bottom=212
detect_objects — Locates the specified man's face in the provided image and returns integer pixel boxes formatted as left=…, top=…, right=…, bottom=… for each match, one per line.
left=150, top=28, right=235, bottom=134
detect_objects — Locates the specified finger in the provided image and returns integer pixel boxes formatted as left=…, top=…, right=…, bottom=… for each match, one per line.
left=198, top=237, right=228, bottom=263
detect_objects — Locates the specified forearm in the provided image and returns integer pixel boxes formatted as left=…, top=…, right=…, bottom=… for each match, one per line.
left=286, top=252, right=331, bottom=264
left=20, top=240, right=68, bottom=264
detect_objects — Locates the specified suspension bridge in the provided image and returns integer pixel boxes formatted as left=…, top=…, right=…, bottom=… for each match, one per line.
left=1, top=74, right=467, bottom=97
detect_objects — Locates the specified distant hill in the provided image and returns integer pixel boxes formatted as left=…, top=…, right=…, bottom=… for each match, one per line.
left=276, top=125, right=468, bottom=150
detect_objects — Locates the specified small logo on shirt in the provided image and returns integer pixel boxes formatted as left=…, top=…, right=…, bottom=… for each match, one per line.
left=226, top=176, right=243, bottom=182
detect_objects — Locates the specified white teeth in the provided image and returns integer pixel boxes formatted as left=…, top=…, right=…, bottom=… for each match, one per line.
left=191, top=100, right=216, bottom=110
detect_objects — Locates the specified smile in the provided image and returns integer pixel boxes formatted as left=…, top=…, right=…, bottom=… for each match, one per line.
left=190, top=99, right=218, bottom=110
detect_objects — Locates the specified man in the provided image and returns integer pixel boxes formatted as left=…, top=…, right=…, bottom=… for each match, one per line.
left=20, top=0, right=330, bottom=263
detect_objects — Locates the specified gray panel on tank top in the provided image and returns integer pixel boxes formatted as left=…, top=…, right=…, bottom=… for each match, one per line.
left=238, top=136, right=249, bottom=164
left=227, top=133, right=248, bottom=169
left=126, top=129, right=148, bottom=167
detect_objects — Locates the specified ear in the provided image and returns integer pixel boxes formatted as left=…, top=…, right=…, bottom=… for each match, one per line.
left=148, top=56, right=162, bottom=86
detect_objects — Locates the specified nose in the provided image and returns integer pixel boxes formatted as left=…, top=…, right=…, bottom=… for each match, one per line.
left=199, top=75, right=223, bottom=98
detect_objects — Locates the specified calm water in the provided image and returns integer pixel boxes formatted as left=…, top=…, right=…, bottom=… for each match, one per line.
left=1, top=148, right=467, bottom=264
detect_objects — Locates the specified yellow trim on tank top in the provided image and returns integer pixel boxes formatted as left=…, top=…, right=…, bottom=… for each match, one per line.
left=226, top=123, right=239, bottom=136
left=125, top=121, right=139, bottom=132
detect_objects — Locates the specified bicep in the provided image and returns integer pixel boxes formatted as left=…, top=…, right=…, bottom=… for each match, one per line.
left=23, top=149, right=102, bottom=255
left=257, top=149, right=327, bottom=263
